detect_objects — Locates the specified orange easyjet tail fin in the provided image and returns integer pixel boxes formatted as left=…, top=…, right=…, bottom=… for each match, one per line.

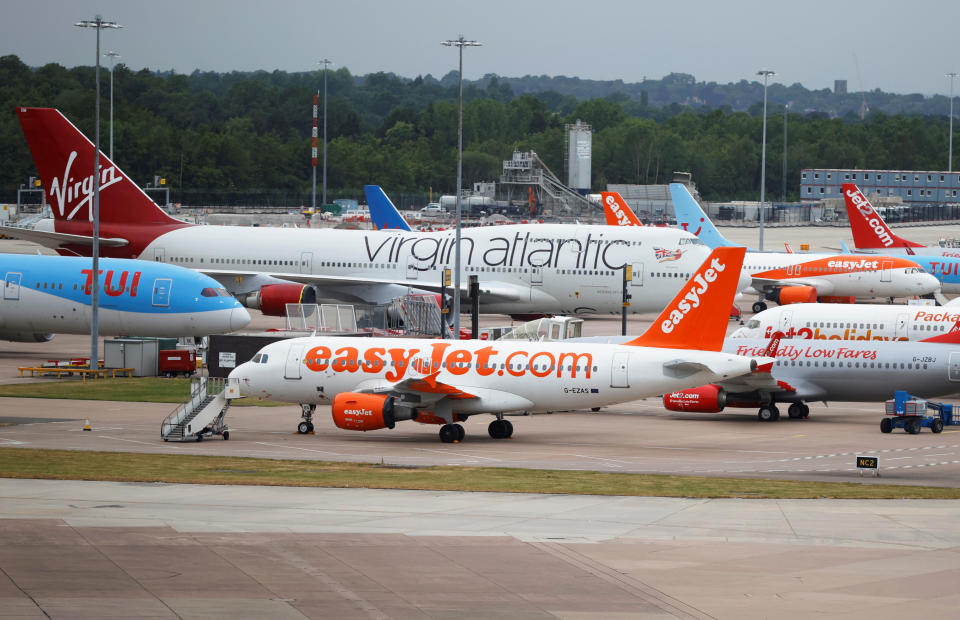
left=600, top=191, right=643, bottom=226
left=841, top=183, right=923, bottom=249
left=625, top=246, right=747, bottom=351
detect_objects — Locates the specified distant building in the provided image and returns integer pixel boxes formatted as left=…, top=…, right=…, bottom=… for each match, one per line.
left=834, top=80, right=847, bottom=95
left=800, top=168, right=960, bottom=205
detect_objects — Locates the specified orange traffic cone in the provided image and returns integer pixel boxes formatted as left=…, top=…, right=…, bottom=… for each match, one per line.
left=83, top=417, right=92, bottom=431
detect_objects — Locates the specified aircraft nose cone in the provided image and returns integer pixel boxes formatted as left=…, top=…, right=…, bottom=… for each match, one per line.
left=230, top=306, right=252, bottom=331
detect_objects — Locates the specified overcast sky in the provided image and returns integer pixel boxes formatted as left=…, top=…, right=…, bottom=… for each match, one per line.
left=3, top=0, right=958, bottom=96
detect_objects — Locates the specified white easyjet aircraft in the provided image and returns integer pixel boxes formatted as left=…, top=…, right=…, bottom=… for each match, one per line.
left=668, top=183, right=940, bottom=311
left=730, top=302, right=960, bottom=342
left=7, top=108, right=730, bottom=319
left=228, top=247, right=770, bottom=443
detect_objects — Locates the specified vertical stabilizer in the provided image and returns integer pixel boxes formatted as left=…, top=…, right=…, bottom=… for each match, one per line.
left=365, top=185, right=412, bottom=231
left=669, top=183, right=746, bottom=249
left=841, top=183, right=923, bottom=249
left=600, top=191, right=643, bottom=226
left=626, top=246, right=746, bottom=351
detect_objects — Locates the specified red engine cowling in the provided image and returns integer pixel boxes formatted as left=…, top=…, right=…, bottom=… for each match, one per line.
left=332, top=393, right=396, bottom=431
left=817, top=295, right=856, bottom=304
left=777, top=286, right=817, bottom=306
left=243, top=284, right=317, bottom=316
left=663, top=385, right=727, bottom=413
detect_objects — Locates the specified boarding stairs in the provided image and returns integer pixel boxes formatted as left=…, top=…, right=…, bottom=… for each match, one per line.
left=161, top=377, right=237, bottom=442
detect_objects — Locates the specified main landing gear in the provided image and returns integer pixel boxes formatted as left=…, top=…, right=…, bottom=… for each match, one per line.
left=297, top=403, right=316, bottom=434
left=758, top=402, right=810, bottom=421
left=487, top=418, right=514, bottom=439
left=439, top=423, right=465, bottom=443
left=752, top=301, right=768, bottom=313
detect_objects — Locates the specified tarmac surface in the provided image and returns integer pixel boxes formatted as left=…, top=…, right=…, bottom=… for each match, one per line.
left=2, top=229, right=960, bottom=618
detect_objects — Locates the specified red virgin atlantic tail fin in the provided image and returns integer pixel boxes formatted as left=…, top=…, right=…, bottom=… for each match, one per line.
left=600, top=191, right=643, bottom=226
left=842, top=183, right=923, bottom=249
left=17, top=107, right=183, bottom=229
left=625, top=247, right=746, bottom=351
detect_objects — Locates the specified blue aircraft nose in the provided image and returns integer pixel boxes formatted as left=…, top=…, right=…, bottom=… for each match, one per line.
left=230, top=306, right=251, bottom=332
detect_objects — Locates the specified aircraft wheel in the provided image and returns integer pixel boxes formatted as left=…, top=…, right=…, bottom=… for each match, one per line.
left=800, top=403, right=810, bottom=419
left=931, top=418, right=944, bottom=434
left=758, top=406, right=779, bottom=422
left=454, top=424, right=465, bottom=442
left=195, top=433, right=203, bottom=442
left=787, top=403, right=804, bottom=419
left=488, top=419, right=507, bottom=439
left=297, top=421, right=311, bottom=434
left=880, top=418, right=892, bottom=433
left=752, top=301, right=767, bottom=313
left=439, top=424, right=458, bottom=443
left=222, top=431, right=230, bottom=441
left=504, top=420, right=514, bottom=437
left=591, top=407, right=601, bottom=412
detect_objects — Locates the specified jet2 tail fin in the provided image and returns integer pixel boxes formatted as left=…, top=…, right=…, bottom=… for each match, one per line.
left=365, top=185, right=411, bottom=231
left=626, top=246, right=747, bottom=351
left=16, top=107, right=182, bottom=229
left=841, top=183, right=923, bottom=249
left=669, top=183, right=746, bottom=249
left=600, top=191, right=643, bottom=226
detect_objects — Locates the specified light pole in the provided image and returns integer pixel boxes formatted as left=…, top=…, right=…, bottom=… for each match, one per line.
left=75, top=15, right=122, bottom=371
left=442, top=35, right=481, bottom=337
left=948, top=72, right=958, bottom=172
left=104, top=50, right=120, bottom=160
left=782, top=102, right=788, bottom=202
left=320, top=59, right=331, bottom=206
left=757, top=69, right=775, bottom=251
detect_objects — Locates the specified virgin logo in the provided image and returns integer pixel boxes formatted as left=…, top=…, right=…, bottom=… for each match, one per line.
left=49, top=151, right=124, bottom=221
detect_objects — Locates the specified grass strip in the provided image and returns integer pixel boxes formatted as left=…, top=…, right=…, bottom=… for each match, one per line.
left=1, top=448, right=958, bottom=499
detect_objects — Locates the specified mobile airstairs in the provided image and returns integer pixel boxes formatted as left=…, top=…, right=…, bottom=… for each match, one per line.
left=161, top=377, right=241, bottom=442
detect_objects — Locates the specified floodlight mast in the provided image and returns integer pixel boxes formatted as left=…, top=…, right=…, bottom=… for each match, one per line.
left=441, top=36, right=481, bottom=337
left=75, top=15, right=123, bottom=371
left=757, top=69, right=775, bottom=251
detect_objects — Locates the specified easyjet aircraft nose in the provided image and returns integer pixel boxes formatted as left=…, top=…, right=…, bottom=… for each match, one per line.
left=916, top=271, right=941, bottom=294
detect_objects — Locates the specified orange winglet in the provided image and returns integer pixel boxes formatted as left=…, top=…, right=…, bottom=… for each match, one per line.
left=406, top=374, right=476, bottom=399
left=600, top=191, right=643, bottom=226
left=625, top=246, right=746, bottom=351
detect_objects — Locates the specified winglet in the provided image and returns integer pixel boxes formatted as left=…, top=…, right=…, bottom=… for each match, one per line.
left=669, top=183, right=746, bottom=249
left=920, top=317, right=960, bottom=344
left=365, top=185, right=412, bottom=231
left=756, top=331, right=784, bottom=372
left=625, top=246, right=747, bottom=351
left=841, top=183, right=922, bottom=249
left=600, top=191, right=643, bottom=226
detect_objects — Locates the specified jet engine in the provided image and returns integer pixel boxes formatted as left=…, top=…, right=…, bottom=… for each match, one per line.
left=238, top=284, right=317, bottom=316
left=776, top=286, right=817, bottom=306
left=663, top=384, right=727, bottom=413
left=331, top=393, right=397, bottom=431
left=817, top=295, right=856, bottom=304
left=0, top=331, right=55, bottom=343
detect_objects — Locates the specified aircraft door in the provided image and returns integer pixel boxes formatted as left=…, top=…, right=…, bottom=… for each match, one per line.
left=3, top=272, right=21, bottom=300
left=631, top=263, right=644, bottom=287
left=881, top=260, right=892, bottom=282
left=779, top=309, right=793, bottom=333
left=949, top=352, right=960, bottom=382
left=152, top=278, right=172, bottom=307
left=153, top=248, right=165, bottom=262
left=300, top=252, right=313, bottom=274
left=284, top=344, right=304, bottom=380
left=531, top=267, right=542, bottom=285
left=405, top=256, right=418, bottom=280
left=896, top=313, right=909, bottom=340
left=610, top=351, right=629, bottom=388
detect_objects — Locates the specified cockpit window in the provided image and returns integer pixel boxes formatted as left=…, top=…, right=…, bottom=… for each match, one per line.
left=201, top=287, right=218, bottom=297
left=746, top=319, right=760, bottom=328
left=251, top=354, right=262, bottom=363
left=678, top=238, right=705, bottom=246
left=260, top=354, right=268, bottom=364
left=218, top=288, right=232, bottom=297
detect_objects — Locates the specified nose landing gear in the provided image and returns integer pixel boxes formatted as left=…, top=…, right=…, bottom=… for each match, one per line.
left=297, top=403, right=316, bottom=434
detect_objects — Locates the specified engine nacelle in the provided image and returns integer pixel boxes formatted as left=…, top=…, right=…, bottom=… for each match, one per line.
left=332, top=393, right=396, bottom=431
left=663, top=384, right=727, bottom=413
left=0, top=331, right=55, bottom=343
left=240, top=284, right=317, bottom=316
left=777, top=286, right=817, bottom=306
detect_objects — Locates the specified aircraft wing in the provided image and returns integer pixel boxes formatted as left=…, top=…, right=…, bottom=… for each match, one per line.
left=0, top=225, right=128, bottom=248
left=361, top=371, right=535, bottom=413
left=663, top=356, right=773, bottom=378
left=715, top=373, right=826, bottom=401
left=750, top=276, right=833, bottom=295
left=200, top=268, right=532, bottom=302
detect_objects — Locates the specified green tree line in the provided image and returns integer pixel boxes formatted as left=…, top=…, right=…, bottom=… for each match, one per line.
left=0, top=54, right=953, bottom=206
